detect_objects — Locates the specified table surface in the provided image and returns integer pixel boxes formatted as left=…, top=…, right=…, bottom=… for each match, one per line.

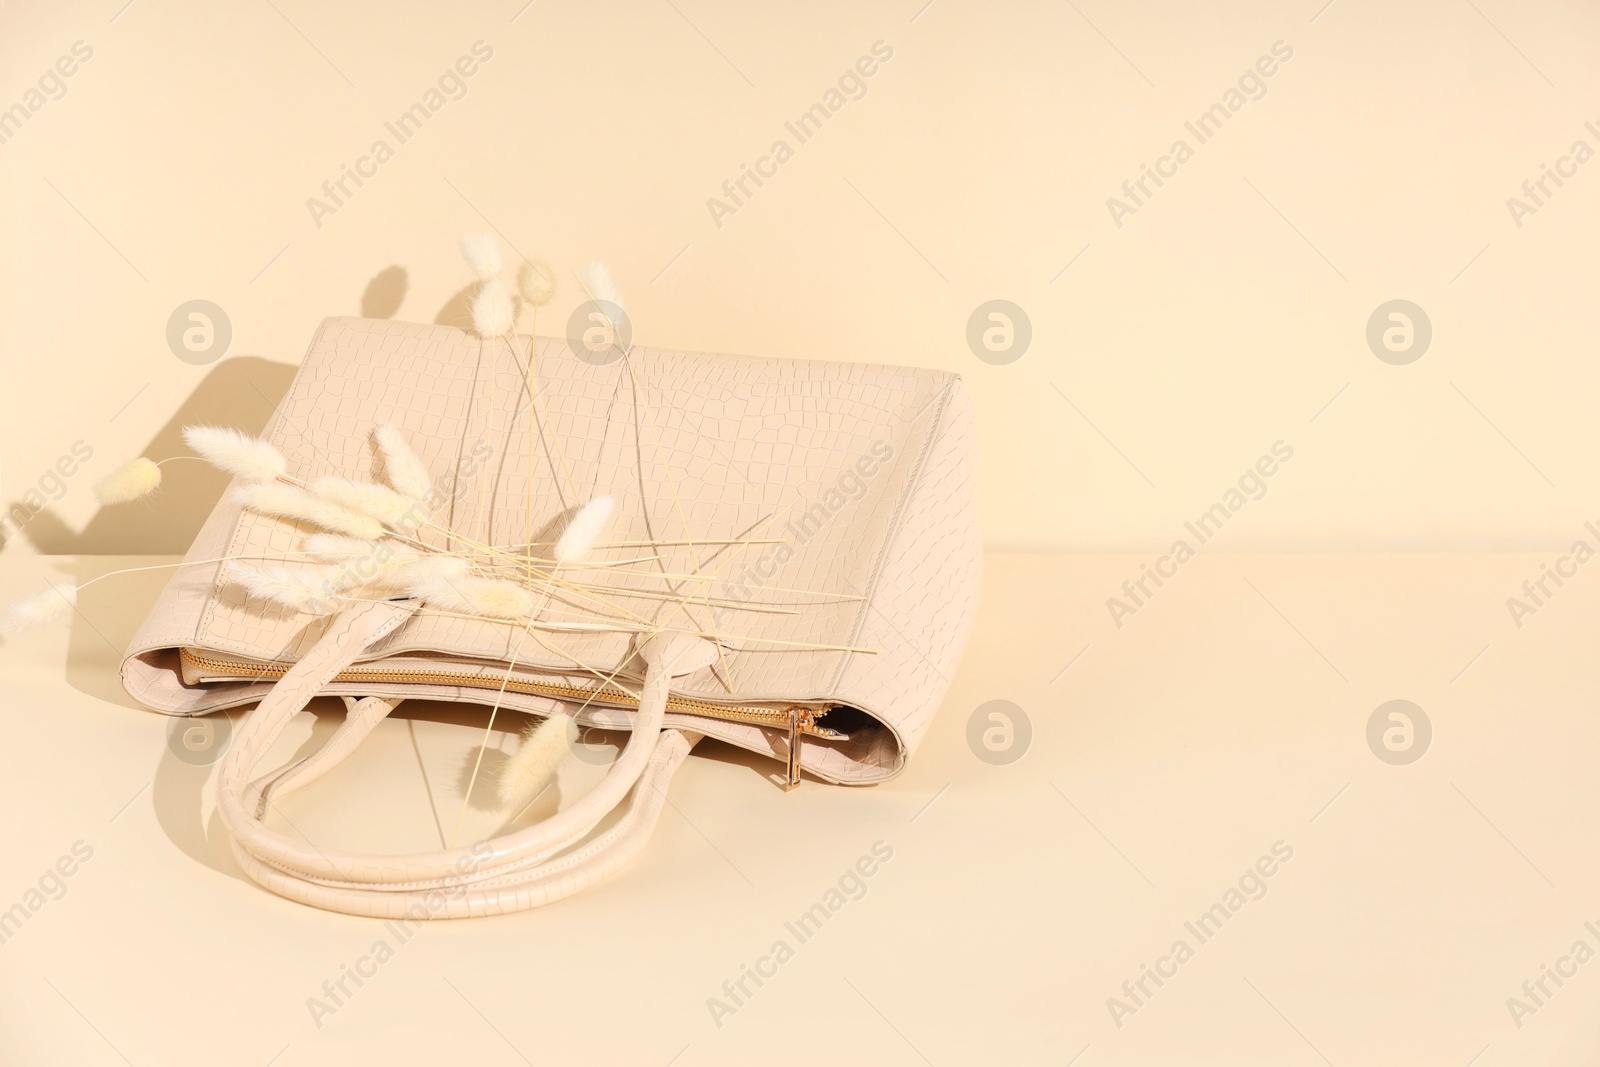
left=1, top=552, right=1596, bottom=1066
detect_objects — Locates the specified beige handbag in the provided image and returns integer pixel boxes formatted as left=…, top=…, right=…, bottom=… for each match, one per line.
left=121, top=316, right=981, bottom=917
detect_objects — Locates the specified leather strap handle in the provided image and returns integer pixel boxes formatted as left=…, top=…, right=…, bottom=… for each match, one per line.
left=230, top=727, right=698, bottom=918
left=215, top=599, right=712, bottom=917
left=253, top=695, right=399, bottom=812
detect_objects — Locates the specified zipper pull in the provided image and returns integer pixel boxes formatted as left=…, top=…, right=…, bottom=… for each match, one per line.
left=785, top=706, right=807, bottom=792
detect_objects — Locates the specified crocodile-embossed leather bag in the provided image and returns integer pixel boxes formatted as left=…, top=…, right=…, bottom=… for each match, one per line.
left=121, top=316, right=981, bottom=917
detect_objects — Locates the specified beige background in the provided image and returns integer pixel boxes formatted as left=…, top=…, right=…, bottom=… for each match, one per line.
left=6, top=551, right=1600, bottom=1065
left=6, top=0, right=1600, bottom=554
left=5, top=1, right=1600, bottom=1064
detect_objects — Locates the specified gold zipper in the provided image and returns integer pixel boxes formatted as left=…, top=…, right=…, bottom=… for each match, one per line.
left=180, top=647, right=836, bottom=789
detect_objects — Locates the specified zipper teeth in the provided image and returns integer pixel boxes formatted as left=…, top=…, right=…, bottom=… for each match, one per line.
left=179, top=647, right=824, bottom=731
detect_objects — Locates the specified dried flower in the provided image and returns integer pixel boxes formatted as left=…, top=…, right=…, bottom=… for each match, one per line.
left=311, top=477, right=426, bottom=530
left=94, top=458, right=161, bottom=504
left=301, top=534, right=383, bottom=563
left=517, top=259, right=556, bottom=307
left=498, top=712, right=576, bottom=810
left=372, top=424, right=434, bottom=501
left=226, top=561, right=343, bottom=614
left=0, top=582, right=77, bottom=638
left=412, top=574, right=533, bottom=619
left=235, top=483, right=385, bottom=540
left=460, top=233, right=502, bottom=281
left=183, top=426, right=287, bottom=483
left=472, top=279, right=515, bottom=336
left=379, top=551, right=469, bottom=591
left=555, top=496, right=615, bottom=564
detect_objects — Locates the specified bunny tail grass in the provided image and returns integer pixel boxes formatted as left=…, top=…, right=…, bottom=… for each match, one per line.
left=183, top=425, right=288, bottom=483
left=235, top=483, right=385, bottom=540
left=517, top=259, right=556, bottom=307
left=554, top=495, right=615, bottom=564
left=94, top=458, right=161, bottom=504
left=311, top=477, right=427, bottom=530
left=302, top=534, right=383, bottom=562
left=380, top=552, right=469, bottom=591
left=413, top=574, right=533, bottom=620
left=460, top=233, right=502, bottom=281
left=0, top=582, right=77, bottom=638
left=225, top=562, right=344, bottom=614
left=301, top=535, right=415, bottom=586
left=472, top=279, right=515, bottom=336
left=372, top=424, right=434, bottom=501
left=579, top=262, right=624, bottom=312
left=498, top=712, right=576, bottom=810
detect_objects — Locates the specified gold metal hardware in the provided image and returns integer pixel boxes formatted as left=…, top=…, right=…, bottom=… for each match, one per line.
left=786, top=706, right=815, bottom=792
left=179, top=647, right=837, bottom=787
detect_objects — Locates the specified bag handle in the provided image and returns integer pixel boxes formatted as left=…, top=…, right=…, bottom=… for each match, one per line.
left=215, top=598, right=716, bottom=917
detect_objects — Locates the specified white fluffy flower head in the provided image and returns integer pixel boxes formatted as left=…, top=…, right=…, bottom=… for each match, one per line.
left=460, top=234, right=502, bottom=281
left=517, top=259, right=556, bottom=308
left=473, top=279, right=515, bottom=336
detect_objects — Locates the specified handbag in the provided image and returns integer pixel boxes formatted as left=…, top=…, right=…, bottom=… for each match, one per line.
left=120, top=315, right=981, bottom=917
